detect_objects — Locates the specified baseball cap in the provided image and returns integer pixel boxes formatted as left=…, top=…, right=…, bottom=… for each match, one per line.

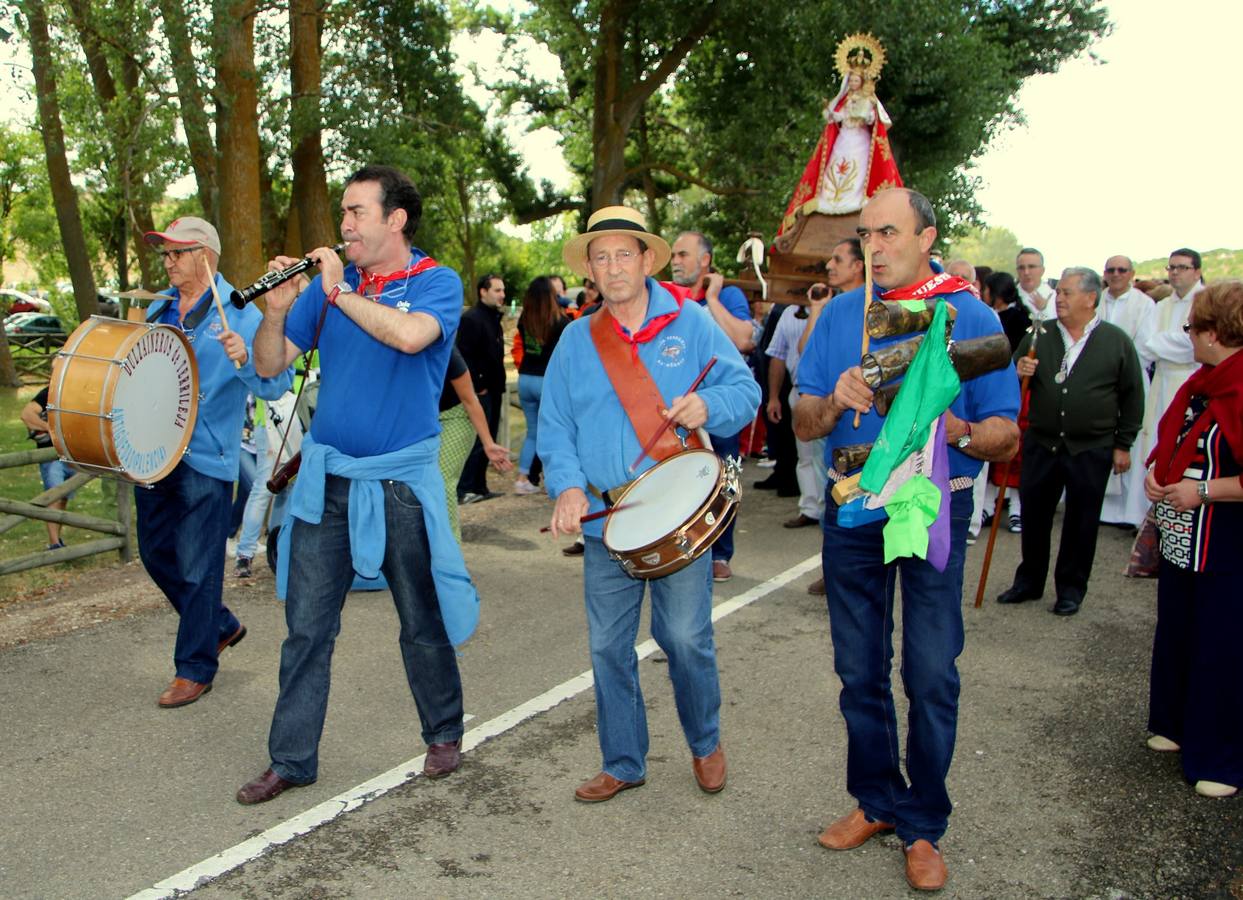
left=144, top=216, right=221, bottom=255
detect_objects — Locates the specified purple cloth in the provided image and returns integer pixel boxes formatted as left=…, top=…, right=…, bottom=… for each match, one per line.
left=927, top=416, right=951, bottom=572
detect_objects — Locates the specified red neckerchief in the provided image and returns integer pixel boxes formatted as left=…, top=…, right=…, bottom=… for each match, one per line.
left=357, top=256, right=438, bottom=299
left=881, top=271, right=977, bottom=301
left=609, top=293, right=686, bottom=362
left=1148, top=348, right=1243, bottom=485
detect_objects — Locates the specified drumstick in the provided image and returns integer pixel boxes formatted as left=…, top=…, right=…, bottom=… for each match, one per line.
left=202, top=255, right=242, bottom=369
left=629, top=356, right=718, bottom=474
left=539, top=502, right=637, bottom=533
left=853, top=242, right=873, bottom=428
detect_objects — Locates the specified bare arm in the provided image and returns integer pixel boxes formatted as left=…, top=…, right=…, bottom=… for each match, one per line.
left=766, top=357, right=787, bottom=423
left=944, top=412, right=1021, bottom=463
left=451, top=372, right=512, bottom=472
left=20, top=400, right=48, bottom=433
left=793, top=365, right=872, bottom=442
left=334, top=291, right=442, bottom=355
left=704, top=273, right=756, bottom=352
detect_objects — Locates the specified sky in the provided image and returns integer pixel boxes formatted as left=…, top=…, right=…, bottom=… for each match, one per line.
left=3, top=0, right=1240, bottom=277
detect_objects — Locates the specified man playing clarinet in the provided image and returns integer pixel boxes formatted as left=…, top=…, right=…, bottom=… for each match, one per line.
left=794, top=188, right=1020, bottom=891
left=538, top=206, right=759, bottom=803
left=236, top=164, right=478, bottom=804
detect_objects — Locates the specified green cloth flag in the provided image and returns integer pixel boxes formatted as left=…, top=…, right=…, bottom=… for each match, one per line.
left=859, top=299, right=961, bottom=494
left=880, top=474, right=941, bottom=563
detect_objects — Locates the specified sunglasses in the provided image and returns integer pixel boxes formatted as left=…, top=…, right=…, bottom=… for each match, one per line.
left=157, top=247, right=200, bottom=260
left=1182, top=321, right=1210, bottom=333
left=1103, top=267, right=1131, bottom=274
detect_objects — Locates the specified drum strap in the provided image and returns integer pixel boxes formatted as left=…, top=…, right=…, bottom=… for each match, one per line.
left=589, top=307, right=703, bottom=465
left=148, top=289, right=214, bottom=331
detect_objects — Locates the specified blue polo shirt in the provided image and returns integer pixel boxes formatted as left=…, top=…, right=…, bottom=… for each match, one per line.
left=285, top=251, right=463, bottom=458
left=798, top=281, right=1019, bottom=480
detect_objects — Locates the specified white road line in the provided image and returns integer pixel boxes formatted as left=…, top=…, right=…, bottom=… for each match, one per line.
left=128, top=554, right=821, bottom=899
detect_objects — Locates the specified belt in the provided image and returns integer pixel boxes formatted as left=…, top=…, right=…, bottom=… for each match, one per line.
left=826, top=467, right=974, bottom=493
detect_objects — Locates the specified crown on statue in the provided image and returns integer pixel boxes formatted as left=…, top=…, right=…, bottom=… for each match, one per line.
left=834, top=32, right=888, bottom=81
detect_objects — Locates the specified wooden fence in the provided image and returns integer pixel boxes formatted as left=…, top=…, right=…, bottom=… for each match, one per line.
left=6, top=334, right=66, bottom=383
left=0, top=447, right=135, bottom=576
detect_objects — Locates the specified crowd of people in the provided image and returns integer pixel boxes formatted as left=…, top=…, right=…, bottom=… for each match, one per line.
left=21, top=161, right=1239, bottom=894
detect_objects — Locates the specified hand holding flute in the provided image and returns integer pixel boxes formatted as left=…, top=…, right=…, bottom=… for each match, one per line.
left=239, top=243, right=349, bottom=311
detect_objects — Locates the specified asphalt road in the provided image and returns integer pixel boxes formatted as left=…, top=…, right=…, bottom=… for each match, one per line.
left=0, top=461, right=1238, bottom=899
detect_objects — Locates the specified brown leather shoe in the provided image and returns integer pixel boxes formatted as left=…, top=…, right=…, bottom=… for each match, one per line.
left=693, top=745, right=726, bottom=793
left=562, top=541, right=585, bottom=557
left=157, top=677, right=212, bottom=708
left=807, top=577, right=826, bottom=596
left=904, top=839, right=948, bottom=891
left=236, top=768, right=308, bottom=805
left=574, top=771, right=645, bottom=802
left=817, top=808, right=895, bottom=850
left=423, top=739, right=462, bottom=778
left=217, top=624, right=247, bottom=656
left=783, top=514, right=819, bottom=529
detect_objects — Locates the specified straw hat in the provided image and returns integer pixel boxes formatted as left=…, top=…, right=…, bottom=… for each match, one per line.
left=562, top=206, right=671, bottom=278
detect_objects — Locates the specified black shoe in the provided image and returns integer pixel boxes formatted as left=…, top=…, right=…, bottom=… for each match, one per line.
left=996, top=586, right=1041, bottom=605
left=753, top=476, right=780, bottom=490
left=776, top=485, right=800, bottom=497
left=1052, top=598, right=1081, bottom=616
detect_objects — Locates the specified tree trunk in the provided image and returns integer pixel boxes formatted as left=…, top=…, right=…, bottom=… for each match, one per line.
left=289, top=0, right=335, bottom=254
left=161, top=0, right=217, bottom=222
left=454, top=168, right=476, bottom=295
left=0, top=323, right=20, bottom=387
left=22, top=0, right=98, bottom=325
left=213, top=0, right=264, bottom=288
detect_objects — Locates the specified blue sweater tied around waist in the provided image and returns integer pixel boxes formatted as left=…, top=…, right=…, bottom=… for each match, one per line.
left=275, top=433, right=479, bottom=647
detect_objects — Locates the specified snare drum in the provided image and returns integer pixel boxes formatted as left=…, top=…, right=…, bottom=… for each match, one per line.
left=602, top=449, right=741, bottom=579
left=48, top=316, right=199, bottom=485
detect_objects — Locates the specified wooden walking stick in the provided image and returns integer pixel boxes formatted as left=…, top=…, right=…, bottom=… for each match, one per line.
left=853, top=241, right=874, bottom=429
left=973, top=315, right=1044, bottom=608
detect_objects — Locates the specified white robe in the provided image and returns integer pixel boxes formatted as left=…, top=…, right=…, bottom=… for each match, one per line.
left=1098, top=287, right=1157, bottom=527
left=1018, top=283, right=1054, bottom=319
left=1140, top=282, right=1202, bottom=442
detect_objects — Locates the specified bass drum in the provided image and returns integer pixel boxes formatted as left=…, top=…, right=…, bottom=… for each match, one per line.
left=48, top=316, right=199, bottom=485
left=603, top=449, right=740, bottom=579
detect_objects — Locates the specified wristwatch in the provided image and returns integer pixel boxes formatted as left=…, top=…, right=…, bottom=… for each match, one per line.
left=327, top=280, right=354, bottom=305
left=1197, top=481, right=1210, bottom=504
left=956, top=422, right=973, bottom=449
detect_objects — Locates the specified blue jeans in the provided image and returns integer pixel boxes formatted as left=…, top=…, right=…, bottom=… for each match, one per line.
left=38, top=458, right=76, bottom=499
left=134, top=461, right=239, bottom=684
left=517, top=374, right=543, bottom=474
left=708, top=431, right=741, bottom=562
left=582, top=538, right=719, bottom=782
left=231, top=446, right=257, bottom=535
left=821, top=488, right=972, bottom=844
left=236, top=429, right=290, bottom=559
left=268, top=475, right=464, bottom=784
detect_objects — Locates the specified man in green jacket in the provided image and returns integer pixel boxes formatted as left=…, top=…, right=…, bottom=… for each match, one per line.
left=997, top=266, right=1145, bottom=616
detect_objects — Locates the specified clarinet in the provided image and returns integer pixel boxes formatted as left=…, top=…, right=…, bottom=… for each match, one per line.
left=230, top=243, right=347, bottom=309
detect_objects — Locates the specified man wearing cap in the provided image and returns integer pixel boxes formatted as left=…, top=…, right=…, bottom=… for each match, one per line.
left=138, top=216, right=293, bottom=708
left=538, top=206, right=760, bottom=803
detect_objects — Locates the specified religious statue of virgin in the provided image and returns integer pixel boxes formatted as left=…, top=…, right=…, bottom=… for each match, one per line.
left=778, top=34, right=903, bottom=234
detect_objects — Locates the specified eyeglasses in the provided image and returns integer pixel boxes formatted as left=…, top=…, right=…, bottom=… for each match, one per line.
left=1103, top=267, right=1131, bottom=274
left=1166, top=264, right=1195, bottom=272
left=157, top=247, right=200, bottom=260
left=590, top=249, right=639, bottom=268
left=1182, top=321, right=1210, bottom=333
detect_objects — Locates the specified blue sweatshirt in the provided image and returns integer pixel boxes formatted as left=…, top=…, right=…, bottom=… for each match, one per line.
left=149, top=274, right=294, bottom=482
left=537, top=278, right=761, bottom=537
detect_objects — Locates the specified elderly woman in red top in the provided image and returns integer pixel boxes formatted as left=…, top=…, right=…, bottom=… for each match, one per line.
left=1144, top=280, right=1243, bottom=798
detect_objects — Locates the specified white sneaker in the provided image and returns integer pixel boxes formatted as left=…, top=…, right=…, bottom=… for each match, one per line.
left=514, top=479, right=541, bottom=496
left=1146, top=734, right=1180, bottom=752
left=1194, top=780, right=1238, bottom=798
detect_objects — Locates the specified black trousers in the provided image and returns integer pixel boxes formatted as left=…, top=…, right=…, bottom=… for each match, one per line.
left=457, top=391, right=502, bottom=499
left=1011, top=435, right=1113, bottom=607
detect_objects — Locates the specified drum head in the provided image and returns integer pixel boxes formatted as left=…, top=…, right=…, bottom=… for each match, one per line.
left=604, top=450, right=721, bottom=553
left=110, top=326, right=197, bottom=483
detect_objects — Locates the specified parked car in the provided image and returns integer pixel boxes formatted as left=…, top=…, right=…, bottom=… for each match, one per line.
left=6, top=313, right=67, bottom=337
left=0, top=288, right=52, bottom=314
